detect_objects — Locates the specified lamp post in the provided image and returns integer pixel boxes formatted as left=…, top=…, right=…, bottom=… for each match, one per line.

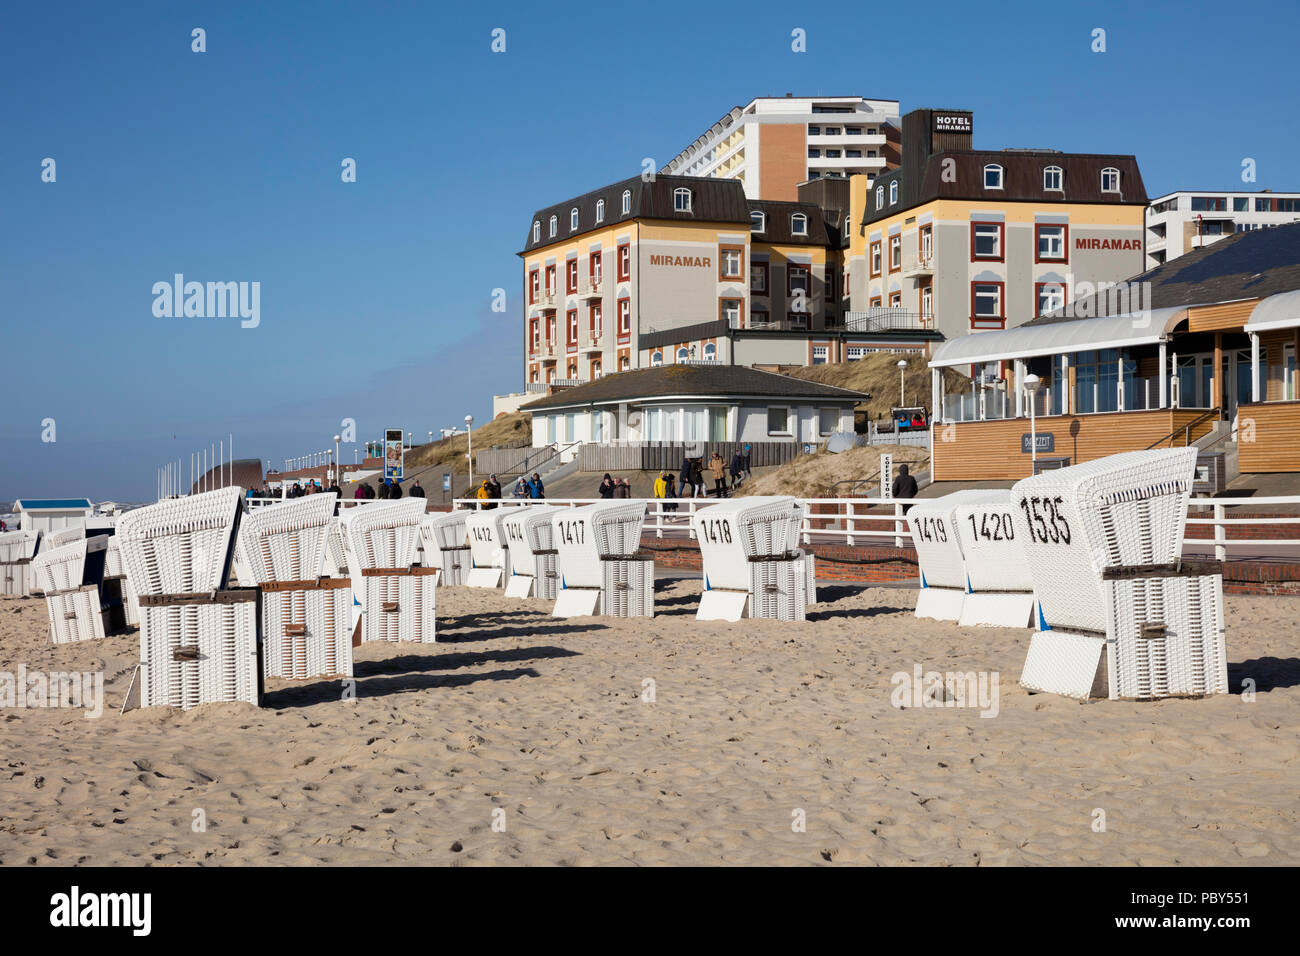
left=333, top=434, right=341, bottom=485
left=897, top=359, right=908, bottom=406
left=1024, top=373, right=1043, bottom=471
left=465, top=414, right=475, bottom=495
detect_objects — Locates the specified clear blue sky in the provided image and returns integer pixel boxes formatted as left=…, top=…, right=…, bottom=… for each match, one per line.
left=2, top=0, right=1297, bottom=501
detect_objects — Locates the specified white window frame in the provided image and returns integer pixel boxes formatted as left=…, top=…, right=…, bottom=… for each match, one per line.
left=1037, top=224, right=1066, bottom=260
left=1101, top=167, right=1121, bottom=193
left=621, top=189, right=631, bottom=215
left=766, top=405, right=793, bottom=436
left=703, top=342, right=716, bottom=361
left=676, top=346, right=689, bottom=363
left=618, top=298, right=631, bottom=332
left=570, top=208, right=579, bottom=231
left=651, top=351, right=663, bottom=367
left=889, top=181, right=898, bottom=204
left=595, top=199, right=605, bottom=222
left=720, top=247, right=743, bottom=278
left=818, top=407, right=837, bottom=434
left=548, top=215, right=557, bottom=237
left=972, top=222, right=1002, bottom=259
left=1037, top=282, right=1066, bottom=315
left=674, top=187, right=692, bottom=212
left=875, top=186, right=884, bottom=209
left=973, top=283, right=1002, bottom=318
left=791, top=213, right=808, bottom=236
left=889, top=234, right=901, bottom=269
left=751, top=210, right=766, bottom=233
left=532, top=221, right=540, bottom=243
left=1043, top=165, right=1063, bottom=191
left=983, top=164, right=1004, bottom=189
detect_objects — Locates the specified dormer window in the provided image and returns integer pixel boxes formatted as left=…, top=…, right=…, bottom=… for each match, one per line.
left=549, top=215, right=557, bottom=237
left=875, top=186, right=884, bottom=208
left=889, top=181, right=898, bottom=204
left=621, top=189, right=632, bottom=215
left=751, top=210, right=766, bottom=233
left=570, top=208, right=579, bottom=231
left=595, top=199, right=605, bottom=222
left=532, top=221, right=540, bottom=243
left=983, top=164, right=1004, bottom=189
left=791, top=213, right=808, bottom=236
left=1043, top=165, right=1063, bottom=191
left=674, top=187, right=692, bottom=212
left=1101, top=167, right=1120, bottom=193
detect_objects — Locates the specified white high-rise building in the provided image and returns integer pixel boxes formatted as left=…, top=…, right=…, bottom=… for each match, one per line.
left=1146, top=189, right=1300, bottom=269
left=661, top=95, right=899, bottom=203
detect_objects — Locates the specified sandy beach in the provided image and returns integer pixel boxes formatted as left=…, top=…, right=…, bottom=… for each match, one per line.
left=1, top=579, right=1297, bottom=866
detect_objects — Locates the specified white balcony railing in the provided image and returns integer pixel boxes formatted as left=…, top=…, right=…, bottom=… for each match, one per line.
left=579, top=276, right=604, bottom=298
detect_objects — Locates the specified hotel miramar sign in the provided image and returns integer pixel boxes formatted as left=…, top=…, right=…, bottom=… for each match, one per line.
left=648, top=254, right=712, bottom=269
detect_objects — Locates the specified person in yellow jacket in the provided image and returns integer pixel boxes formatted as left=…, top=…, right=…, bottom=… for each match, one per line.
left=476, top=480, right=491, bottom=502
left=653, top=472, right=667, bottom=499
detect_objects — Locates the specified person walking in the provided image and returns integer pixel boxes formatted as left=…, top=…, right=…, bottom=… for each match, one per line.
left=690, top=457, right=705, bottom=498
left=653, top=472, right=667, bottom=501
left=513, top=476, right=529, bottom=499
left=892, top=463, right=919, bottom=513
left=664, top=472, right=678, bottom=513
left=729, top=448, right=745, bottom=490
left=409, top=480, right=425, bottom=499
left=354, top=484, right=366, bottom=500
left=476, top=479, right=492, bottom=506
left=528, top=472, right=545, bottom=499
left=613, top=477, right=630, bottom=499
left=679, top=457, right=692, bottom=499
left=598, top=474, right=614, bottom=499
left=709, top=452, right=728, bottom=498
left=390, top=479, right=403, bottom=500
left=377, top=480, right=390, bottom=500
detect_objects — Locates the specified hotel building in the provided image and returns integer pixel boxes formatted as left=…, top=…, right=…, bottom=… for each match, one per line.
left=660, top=95, right=900, bottom=201
left=1145, top=189, right=1300, bottom=269
left=519, top=173, right=939, bottom=389
left=846, top=108, right=1149, bottom=344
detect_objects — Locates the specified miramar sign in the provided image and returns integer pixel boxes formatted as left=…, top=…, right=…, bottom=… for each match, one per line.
left=648, top=254, right=712, bottom=268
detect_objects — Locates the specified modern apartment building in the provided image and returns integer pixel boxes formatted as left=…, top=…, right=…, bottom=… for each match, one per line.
left=660, top=95, right=900, bottom=202
left=1145, top=189, right=1300, bottom=269
left=846, top=108, right=1149, bottom=343
left=519, top=173, right=935, bottom=388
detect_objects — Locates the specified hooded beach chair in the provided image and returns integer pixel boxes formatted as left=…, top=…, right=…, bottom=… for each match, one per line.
left=907, top=490, right=1008, bottom=622
left=238, top=494, right=353, bottom=681
left=0, top=530, right=41, bottom=597
left=32, top=535, right=115, bottom=643
left=344, top=498, right=436, bottom=644
left=552, top=500, right=652, bottom=618
left=464, top=509, right=515, bottom=588
left=1011, top=447, right=1227, bottom=700
left=419, top=510, right=470, bottom=587
left=691, top=496, right=809, bottom=621
left=951, top=491, right=1037, bottom=628
left=115, top=487, right=260, bottom=710
left=501, top=504, right=564, bottom=599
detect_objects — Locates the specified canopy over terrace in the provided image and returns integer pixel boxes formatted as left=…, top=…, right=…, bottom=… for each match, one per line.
left=928, top=307, right=1192, bottom=421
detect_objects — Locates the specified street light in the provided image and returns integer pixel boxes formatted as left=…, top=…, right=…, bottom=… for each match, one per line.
left=897, top=359, right=908, bottom=406
left=465, top=414, right=475, bottom=495
left=333, top=434, right=341, bottom=485
left=1023, top=373, right=1043, bottom=471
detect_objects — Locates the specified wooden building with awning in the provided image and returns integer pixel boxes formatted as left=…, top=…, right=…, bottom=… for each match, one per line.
left=928, top=221, right=1300, bottom=480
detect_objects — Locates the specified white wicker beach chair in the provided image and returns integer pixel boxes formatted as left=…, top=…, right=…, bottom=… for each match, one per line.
left=32, top=536, right=113, bottom=644
left=0, top=530, right=42, bottom=597
left=320, top=518, right=349, bottom=579
left=343, top=499, right=435, bottom=644
left=238, top=495, right=355, bottom=680
left=951, top=491, right=1037, bottom=628
left=501, top=505, right=564, bottom=599
left=1010, top=447, right=1226, bottom=700
left=48, top=526, right=87, bottom=548
left=465, top=509, right=515, bottom=588
left=419, top=511, right=470, bottom=587
left=691, top=496, right=809, bottom=621
left=102, top=536, right=139, bottom=629
left=907, top=490, right=1007, bottom=622
left=552, top=501, right=652, bottom=618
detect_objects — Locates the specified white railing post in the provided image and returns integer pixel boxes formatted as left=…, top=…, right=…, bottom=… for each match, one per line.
left=1214, top=503, right=1226, bottom=562
left=894, top=502, right=905, bottom=548
left=846, top=500, right=855, bottom=547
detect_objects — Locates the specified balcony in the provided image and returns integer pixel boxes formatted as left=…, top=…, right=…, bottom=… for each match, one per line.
left=532, top=340, right=557, bottom=360
left=536, top=290, right=558, bottom=309
left=579, top=275, right=604, bottom=299
left=844, top=309, right=933, bottom=333
left=580, top=333, right=603, bottom=353
left=902, top=256, right=934, bottom=278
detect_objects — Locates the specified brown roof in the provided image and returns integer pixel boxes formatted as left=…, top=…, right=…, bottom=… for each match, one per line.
left=863, top=151, right=1146, bottom=227
left=521, top=175, right=751, bottom=254
left=748, top=199, right=831, bottom=246
left=189, top=459, right=263, bottom=494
